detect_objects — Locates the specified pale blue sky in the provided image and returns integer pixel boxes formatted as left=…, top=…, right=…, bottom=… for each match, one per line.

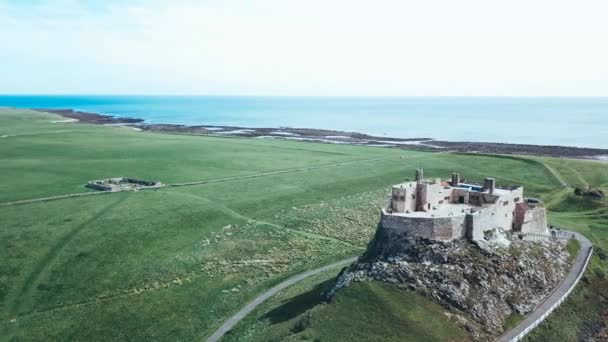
left=1, top=0, right=608, bottom=95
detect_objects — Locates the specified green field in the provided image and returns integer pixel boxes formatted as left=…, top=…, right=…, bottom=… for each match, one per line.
left=222, top=267, right=469, bottom=342
left=1, top=108, right=607, bottom=341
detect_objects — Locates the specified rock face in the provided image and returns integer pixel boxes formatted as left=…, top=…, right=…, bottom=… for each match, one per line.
left=328, top=227, right=571, bottom=339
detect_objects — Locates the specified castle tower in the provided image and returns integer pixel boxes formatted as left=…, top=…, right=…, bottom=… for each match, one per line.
left=451, top=172, right=460, bottom=187
left=415, top=169, right=424, bottom=184
left=484, top=177, right=496, bottom=195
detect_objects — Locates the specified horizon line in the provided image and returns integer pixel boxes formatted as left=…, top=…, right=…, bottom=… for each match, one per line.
left=2, top=94, right=608, bottom=98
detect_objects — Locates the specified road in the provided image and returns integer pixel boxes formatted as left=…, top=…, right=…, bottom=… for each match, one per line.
left=498, top=230, right=593, bottom=341
left=205, top=257, right=357, bottom=342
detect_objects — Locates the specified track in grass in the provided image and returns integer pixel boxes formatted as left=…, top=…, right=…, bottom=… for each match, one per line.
left=0, top=155, right=411, bottom=208
left=2, top=196, right=128, bottom=341
left=205, top=257, right=358, bottom=342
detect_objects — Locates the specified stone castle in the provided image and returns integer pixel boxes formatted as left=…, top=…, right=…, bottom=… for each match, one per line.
left=380, top=169, right=548, bottom=242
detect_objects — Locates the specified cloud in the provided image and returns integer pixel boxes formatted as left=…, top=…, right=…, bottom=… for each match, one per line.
left=1, top=0, right=608, bottom=95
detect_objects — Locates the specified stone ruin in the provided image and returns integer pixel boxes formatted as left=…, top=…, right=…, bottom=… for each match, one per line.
left=574, top=186, right=605, bottom=200
left=86, top=177, right=163, bottom=191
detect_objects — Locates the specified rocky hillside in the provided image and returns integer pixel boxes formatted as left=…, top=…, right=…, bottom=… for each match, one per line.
left=327, top=228, right=572, bottom=340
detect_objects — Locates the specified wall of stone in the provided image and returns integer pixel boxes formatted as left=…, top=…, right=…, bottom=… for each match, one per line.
left=520, top=207, right=548, bottom=235
left=391, top=182, right=417, bottom=213
left=452, top=188, right=471, bottom=204
left=380, top=210, right=466, bottom=241
left=85, top=183, right=112, bottom=191
left=418, top=182, right=453, bottom=211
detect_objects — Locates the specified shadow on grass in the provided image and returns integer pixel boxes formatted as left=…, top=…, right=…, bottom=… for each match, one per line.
left=263, top=278, right=335, bottom=325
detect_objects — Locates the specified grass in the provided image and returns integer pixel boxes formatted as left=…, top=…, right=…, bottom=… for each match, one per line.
left=0, top=109, right=607, bottom=341
left=223, top=273, right=470, bottom=342
left=566, top=239, right=582, bottom=263
left=503, top=313, right=525, bottom=331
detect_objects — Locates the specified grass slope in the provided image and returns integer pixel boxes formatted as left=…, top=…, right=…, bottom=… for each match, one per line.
left=223, top=269, right=469, bottom=342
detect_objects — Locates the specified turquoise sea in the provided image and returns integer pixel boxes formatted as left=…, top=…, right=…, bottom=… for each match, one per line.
left=1, top=96, right=607, bottom=148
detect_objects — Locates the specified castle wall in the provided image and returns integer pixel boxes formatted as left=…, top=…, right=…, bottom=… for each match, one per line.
left=391, top=182, right=417, bottom=213
left=380, top=210, right=466, bottom=241
left=451, top=188, right=470, bottom=204
left=519, top=207, right=548, bottom=234
left=419, top=182, right=452, bottom=211
left=465, top=199, right=517, bottom=240
left=466, top=212, right=487, bottom=241
left=391, top=187, right=406, bottom=212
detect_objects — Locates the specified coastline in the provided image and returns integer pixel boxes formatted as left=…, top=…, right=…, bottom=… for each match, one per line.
left=37, top=108, right=608, bottom=160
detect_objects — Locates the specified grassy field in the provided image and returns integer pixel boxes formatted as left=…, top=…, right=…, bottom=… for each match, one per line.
left=0, top=108, right=607, bottom=341
left=222, top=266, right=470, bottom=342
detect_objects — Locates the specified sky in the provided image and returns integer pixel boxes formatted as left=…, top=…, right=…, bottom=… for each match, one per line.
left=1, top=0, right=608, bottom=96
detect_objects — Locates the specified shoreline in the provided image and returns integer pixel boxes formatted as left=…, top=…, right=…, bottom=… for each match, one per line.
left=36, top=108, right=608, bottom=160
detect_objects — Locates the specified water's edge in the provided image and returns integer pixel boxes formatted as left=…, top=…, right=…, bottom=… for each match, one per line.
left=37, top=108, right=608, bottom=161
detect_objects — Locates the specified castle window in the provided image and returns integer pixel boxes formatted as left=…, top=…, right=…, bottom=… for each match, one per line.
left=444, top=196, right=450, bottom=200
left=393, top=195, right=399, bottom=201
left=514, top=197, right=520, bottom=202
left=503, top=201, right=509, bottom=206
left=412, top=194, right=416, bottom=199
left=438, top=200, right=444, bottom=204
left=399, top=195, right=405, bottom=201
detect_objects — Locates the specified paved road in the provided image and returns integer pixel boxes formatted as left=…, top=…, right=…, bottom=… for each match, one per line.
left=498, top=230, right=593, bottom=341
left=205, top=257, right=357, bottom=342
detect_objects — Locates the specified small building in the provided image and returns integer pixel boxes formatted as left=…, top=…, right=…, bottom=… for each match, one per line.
left=380, top=170, right=548, bottom=242
left=86, top=177, right=163, bottom=191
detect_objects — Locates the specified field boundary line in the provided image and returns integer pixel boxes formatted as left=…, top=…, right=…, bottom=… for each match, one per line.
left=170, top=156, right=407, bottom=187
left=0, top=155, right=409, bottom=208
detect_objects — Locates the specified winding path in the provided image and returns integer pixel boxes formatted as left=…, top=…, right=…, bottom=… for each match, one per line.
left=498, top=230, right=593, bottom=342
left=205, top=257, right=357, bottom=342
left=204, top=231, right=592, bottom=342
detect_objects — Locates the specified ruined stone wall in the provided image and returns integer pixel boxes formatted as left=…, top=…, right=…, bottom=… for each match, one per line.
left=380, top=211, right=466, bottom=241
left=85, top=183, right=112, bottom=191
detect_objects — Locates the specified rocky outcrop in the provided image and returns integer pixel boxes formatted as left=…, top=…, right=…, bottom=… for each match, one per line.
left=327, top=228, right=571, bottom=339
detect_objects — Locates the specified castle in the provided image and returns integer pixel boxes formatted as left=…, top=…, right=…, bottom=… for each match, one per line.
left=380, top=169, right=548, bottom=242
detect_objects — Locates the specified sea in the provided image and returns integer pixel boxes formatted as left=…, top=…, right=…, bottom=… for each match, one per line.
left=1, top=96, right=607, bottom=149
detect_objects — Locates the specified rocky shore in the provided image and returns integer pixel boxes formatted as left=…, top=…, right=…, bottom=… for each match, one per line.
left=38, top=108, right=608, bottom=160
left=327, top=232, right=572, bottom=340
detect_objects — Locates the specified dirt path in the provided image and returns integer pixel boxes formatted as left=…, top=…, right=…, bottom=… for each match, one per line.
left=538, top=160, right=570, bottom=187
left=205, top=257, right=357, bottom=342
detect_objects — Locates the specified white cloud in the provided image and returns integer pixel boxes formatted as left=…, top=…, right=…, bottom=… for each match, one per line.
left=1, top=0, right=607, bottom=95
